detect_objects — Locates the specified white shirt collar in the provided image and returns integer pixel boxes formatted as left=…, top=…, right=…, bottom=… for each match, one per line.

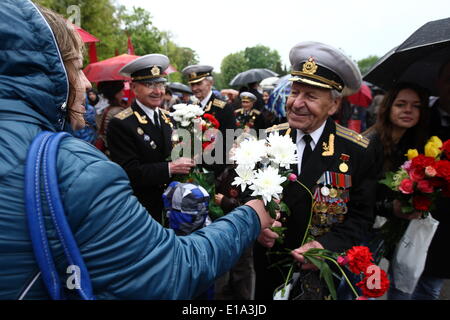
left=296, top=120, right=327, bottom=149
left=201, top=90, right=213, bottom=108
left=136, top=99, right=159, bottom=123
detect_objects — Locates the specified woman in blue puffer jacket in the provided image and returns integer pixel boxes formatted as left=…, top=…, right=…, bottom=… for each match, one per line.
left=0, top=1, right=275, bottom=299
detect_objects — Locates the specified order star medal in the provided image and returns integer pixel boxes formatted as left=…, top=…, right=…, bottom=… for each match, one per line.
left=137, top=127, right=144, bottom=135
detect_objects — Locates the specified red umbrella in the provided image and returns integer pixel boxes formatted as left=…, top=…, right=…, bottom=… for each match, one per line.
left=84, top=54, right=178, bottom=82
left=83, top=54, right=139, bottom=82
left=347, top=83, right=372, bottom=107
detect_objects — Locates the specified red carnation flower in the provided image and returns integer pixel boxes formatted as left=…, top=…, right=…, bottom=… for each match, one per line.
left=202, top=113, right=220, bottom=129
left=412, top=195, right=432, bottom=211
left=433, top=160, right=450, bottom=182
left=346, top=246, right=374, bottom=274
left=411, top=155, right=436, bottom=170
left=441, top=139, right=450, bottom=159
left=356, top=266, right=390, bottom=298
left=417, top=180, right=434, bottom=193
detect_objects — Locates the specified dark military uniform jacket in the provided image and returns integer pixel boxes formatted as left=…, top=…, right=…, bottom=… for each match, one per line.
left=254, top=118, right=378, bottom=299
left=234, top=108, right=266, bottom=132
left=106, top=101, right=173, bottom=223
left=198, top=93, right=236, bottom=176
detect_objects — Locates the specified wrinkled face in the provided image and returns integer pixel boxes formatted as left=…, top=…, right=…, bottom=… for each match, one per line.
left=286, top=82, right=340, bottom=133
left=241, top=100, right=255, bottom=110
left=190, top=79, right=212, bottom=101
left=69, top=57, right=92, bottom=130
left=132, top=81, right=165, bottom=109
left=389, top=88, right=421, bottom=129
left=437, top=63, right=450, bottom=106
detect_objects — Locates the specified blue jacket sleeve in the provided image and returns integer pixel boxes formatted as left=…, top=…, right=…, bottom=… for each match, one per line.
left=60, top=144, right=261, bottom=299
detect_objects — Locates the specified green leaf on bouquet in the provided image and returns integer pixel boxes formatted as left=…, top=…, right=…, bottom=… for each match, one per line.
left=279, top=201, right=291, bottom=216
left=305, top=255, right=337, bottom=300
left=267, top=199, right=280, bottom=219
left=379, top=172, right=396, bottom=190
left=270, top=226, right=287, bottom=244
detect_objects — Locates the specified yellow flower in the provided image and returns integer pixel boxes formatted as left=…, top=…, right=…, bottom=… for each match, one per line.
left=405, top=149, right=419, bottom=160
left=427, top=136, right=443, bottom=148
left=425, top=143, right=441, bottom=158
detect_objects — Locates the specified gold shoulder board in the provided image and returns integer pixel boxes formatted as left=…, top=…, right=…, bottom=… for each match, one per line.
left=265, top=122, right=290, bottom=133
left=234, top=108, right=243, bottom=114
left=114, top=107, right=133, bottom=120
left=335, top=123, right=369, bottom=148
left=212, top=99, right=226, bottom=108
left=251, top=109, right=261, bottom=115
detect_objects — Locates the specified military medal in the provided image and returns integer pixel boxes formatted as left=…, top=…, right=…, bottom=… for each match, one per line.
left=150, top=141, right=157, bottom=149
left=137, top=127, right=144, bottom=135
left=339, top=154, right=350, bottom=173
left=321, top=186, right=330, bottom=196
left=329, top=188, right=338, bottom=198
left=143, top=134, right=150, bottom=142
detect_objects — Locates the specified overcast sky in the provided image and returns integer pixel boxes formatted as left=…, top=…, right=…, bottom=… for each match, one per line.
left=116, top=0, right=450, bottom=72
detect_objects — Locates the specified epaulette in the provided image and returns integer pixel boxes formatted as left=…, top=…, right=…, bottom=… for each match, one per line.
left=265, top=122, right=290, bottom=133
left=212, top=99, right=226, bottom=109
left=114, top=107, right=133, bottom=120
left=234, top=108, right=243, bottom=114
left=250, top=109, right=261, bottom=116
left=335, top=123, right=369, bottom=148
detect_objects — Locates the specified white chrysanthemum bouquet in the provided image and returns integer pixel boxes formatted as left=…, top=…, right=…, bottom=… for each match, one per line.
left=231, top=131, right=298, bottom=219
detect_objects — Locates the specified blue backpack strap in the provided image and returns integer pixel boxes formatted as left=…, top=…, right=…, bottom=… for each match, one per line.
left=25, top=131, right=61, bottom=299
left=25, top=131, right=95, bottom=300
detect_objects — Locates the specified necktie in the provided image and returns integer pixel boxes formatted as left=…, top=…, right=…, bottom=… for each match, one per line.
left=301, top=134, right=313, bottom=172
left=153, top=111, right=160, bottom=128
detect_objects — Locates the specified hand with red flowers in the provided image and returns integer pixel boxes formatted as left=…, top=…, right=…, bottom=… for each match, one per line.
left=393, top=199, right=423, bottom=220
left=291, top=241, right=324, bottom=270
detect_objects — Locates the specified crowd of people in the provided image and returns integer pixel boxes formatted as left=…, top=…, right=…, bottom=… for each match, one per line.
left=0, top=1, right=449, bottom=301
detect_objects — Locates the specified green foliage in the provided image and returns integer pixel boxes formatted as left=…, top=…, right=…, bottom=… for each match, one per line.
left=221, top=45, right=283, bottom=88
left=357, top=55, right=380, bottom=76
left=34, top=0, right=200, bottom=71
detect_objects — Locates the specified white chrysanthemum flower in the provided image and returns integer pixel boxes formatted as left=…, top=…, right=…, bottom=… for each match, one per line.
left=231, top=139, right=267, bottom=167
left=231, top=165, right=255, bottom=192
left=266, top=132, right=298, bottom=169
left=249, top=166, right=286, bottom=204
left=170, top=104, right=204, bottom=125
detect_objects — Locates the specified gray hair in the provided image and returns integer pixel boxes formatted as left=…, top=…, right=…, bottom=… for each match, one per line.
left=330, top=89, right=343, bottom=100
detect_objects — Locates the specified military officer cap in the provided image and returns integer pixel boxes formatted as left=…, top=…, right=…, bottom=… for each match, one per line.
left=182, top=65, right=214, bottom=84
left=289, top=41, right=361, bottom=95
left=240, top=91, right=257, bottom=102
left=120, top=53, right=169, bottom=83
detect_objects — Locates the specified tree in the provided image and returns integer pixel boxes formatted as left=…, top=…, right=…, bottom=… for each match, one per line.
left=357, top=55, right=380, bottom=76
left=117, top=6, right=162, bottom=56
left=220, top=52, right=249, bottom=88
left=244, top=45, right=283, bottom=74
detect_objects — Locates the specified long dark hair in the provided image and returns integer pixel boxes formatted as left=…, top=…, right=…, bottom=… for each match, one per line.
left=97, top=81, right=124, bottom=107
left=365, top=82, right=430, bottom=170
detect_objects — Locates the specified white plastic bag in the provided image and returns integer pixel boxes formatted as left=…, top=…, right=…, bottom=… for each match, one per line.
left=391, top=214, right=439, bottom=294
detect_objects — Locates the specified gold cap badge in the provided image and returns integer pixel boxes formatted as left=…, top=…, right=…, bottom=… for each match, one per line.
left=190, top=72, right=197, bottom=79
left=302, top=57, right=318, bottom=75
left=151, top=65, right=160, bottom=76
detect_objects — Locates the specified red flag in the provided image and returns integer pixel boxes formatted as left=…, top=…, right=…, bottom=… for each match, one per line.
left=88, top=43, right=98, bottom=63
left=127, top=35, right=135, bottom=55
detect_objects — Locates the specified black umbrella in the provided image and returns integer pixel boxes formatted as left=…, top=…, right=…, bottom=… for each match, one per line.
left=229, top=68, right=278, bottom=86
left=363, top=17, right=450, bottom=96
left=168, top=82, right=192, bottom=94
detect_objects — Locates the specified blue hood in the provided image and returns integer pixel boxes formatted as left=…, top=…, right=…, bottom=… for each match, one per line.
left=0, top=0, right=69, bottom=131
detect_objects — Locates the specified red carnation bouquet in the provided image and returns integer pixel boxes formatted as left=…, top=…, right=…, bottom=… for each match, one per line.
left=200, top=113, right=220, bottom=151
left=380, top=136, right=450, bottom=216
left=298, top=245, right=389, bottom=299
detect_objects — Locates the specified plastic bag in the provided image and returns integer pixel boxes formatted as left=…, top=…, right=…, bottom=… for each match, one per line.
left=391, top=214, right=439, bottom=294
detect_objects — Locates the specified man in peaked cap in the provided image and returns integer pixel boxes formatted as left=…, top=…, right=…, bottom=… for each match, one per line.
left=234, top=92, right=267, bottom=133
left=106, top=54, right=195, bottom=223
left=182, top=65, right=236, bottom=176
left=253, top=41, right=378, bottom=299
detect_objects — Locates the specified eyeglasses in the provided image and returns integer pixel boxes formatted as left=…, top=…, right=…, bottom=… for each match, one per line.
left=141, top=82, right=165, bottom=90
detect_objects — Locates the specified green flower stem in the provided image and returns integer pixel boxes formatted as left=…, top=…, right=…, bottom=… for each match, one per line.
left=294, top=180, right=314, bottom=247
left=305, top=252, right=360, bottom=299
